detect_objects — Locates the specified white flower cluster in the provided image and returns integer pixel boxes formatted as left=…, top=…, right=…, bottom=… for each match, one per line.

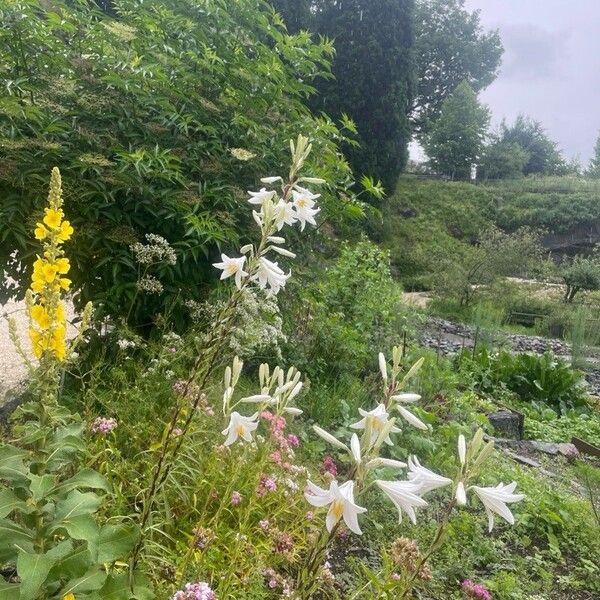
left=137, top=274, right=164, bottom=294
left=220, top=357, right=304, bottom=447
left=213, top=136, right=324, bottom=296
left=131, top=233, right=177, bottom=266
left=305, top=347, right=525, bottom=536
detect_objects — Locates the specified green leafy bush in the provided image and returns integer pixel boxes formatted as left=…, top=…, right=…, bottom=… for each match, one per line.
left=0, top=0, right=355, bottom=328
left=463, top=349, right=588, bottom=414
left=283, top=238, right=407, bottom=382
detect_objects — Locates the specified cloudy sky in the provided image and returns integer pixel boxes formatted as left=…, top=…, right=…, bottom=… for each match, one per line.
left=464, top=0, right=600, bottom=164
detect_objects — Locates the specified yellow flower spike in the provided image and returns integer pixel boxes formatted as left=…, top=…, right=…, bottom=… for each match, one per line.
left=59, top=278, right=71, bottom=291
left=55, top=303, right=65, bottom=323
left=34, top=223, right=48, bottom=240
left=41, top=263, right=58, bottom=283
left=58, top=220, right=74, bottom=242
left=43, top=208, right=63, bottom=229
left=55, top=258, right=70, bottom=274
left=31, top=305, right=50, bottom=329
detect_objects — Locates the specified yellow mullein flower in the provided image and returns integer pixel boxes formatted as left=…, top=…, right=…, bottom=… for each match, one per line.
left=41, top=262, right=58, bottom=283
left=34, top=223, right=49, bottom=240
left=63, top=593, right=75, bottom=600
left=55, top=258, right=70, bottom=274
left=43, top=208, right=63, bottom=229
left=55, top=302, right=65, bottom=323
left=58, top=220, right=74, bottom=242
left=31, top=305, right=50, bottom=329
left=59, top=278, right=71, bottom=291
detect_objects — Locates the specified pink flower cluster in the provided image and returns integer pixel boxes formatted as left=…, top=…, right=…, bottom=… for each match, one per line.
left=91, top=417, right=117, bottom=435
left=231, top=491, right=243, bottom=506
left=256, top=473, right=277, bottom=497
left=262, top=568, right=294, bottom=597
left=261, top=411, right=300, bottom=452
left=273, top=530, right=294, bottom=555
left=320, top=456, right=337, bottom=478
left=462, top=580, right=492, bottom=600
left=171, top=582, right=215, bottom=600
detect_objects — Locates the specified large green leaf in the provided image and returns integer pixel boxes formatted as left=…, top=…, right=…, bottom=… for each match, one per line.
left=95, top=524, right=140, bottom=564
left=0, top=445, right=28, bottom=481
left=98, top=573, right=131, bottom=600
left=55, top=490, right=102, bottom=521
left=0, top=519, right=34, bottom=562
left=57, top=514, right=100, bottom=546
left=0, top=488, right=28, bottom=518
left=16, top=549, right=57, bottom=600
left=53, top=468, right=110, bottom=494
left=61, top=567, right=107, bottom=595
left=28, top=473, right=55, bottom=502
left=0, top=581, right=20, bottom=600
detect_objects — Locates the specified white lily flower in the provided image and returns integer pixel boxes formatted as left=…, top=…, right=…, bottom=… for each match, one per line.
left=212, top=254, right=248, bottom=289
left=222, top=412, right=259, bottom=446
left=391, top=393, right=421, bottom=403
left=378, top=352, right=388, bottom=382
left=396, top=405, right=428, bottom=431
left=350, top=433, right=362, bottom=464
left=471, top=482, right=525, bottom=532
left=274, top=199, right=297, bottom=230
left=283, top=407, right=303, bottom=416
left=350, top=404, right=401, bottom=446
left=407, top=456, right=452, bottom=494
left=253, top=257, right=290, bottom=295
left=267, top=236, right=286, bottom=244
left=261, top=176, right=283, bottom=184
left=375, top=480, right=428, bottom=524
left=291, top=189, right=320, bottom=231
left=248, top=187, right=276, bottom=205
left=456, top=481, right=467, bottom=506
left=366, top=458, right=407, bottom=470
left=458, top=434, right=467, bottom=466
left=312, top=425, right=349, bottom=451
left=304, top=480, right=367, bottom=534
left=240, top=244, right=253, bottom=254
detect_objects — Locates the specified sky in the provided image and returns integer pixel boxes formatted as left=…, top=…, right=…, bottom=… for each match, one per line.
left=463, top=0, right=600, bottom=164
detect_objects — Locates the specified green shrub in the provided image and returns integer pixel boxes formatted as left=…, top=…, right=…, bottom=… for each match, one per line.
left=0, top=0, right=354, bottom=328
left=463, top=349, right=588, bottom=414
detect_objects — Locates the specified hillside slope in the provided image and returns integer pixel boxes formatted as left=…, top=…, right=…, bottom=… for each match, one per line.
left=384, top=175, right=600, bottom=289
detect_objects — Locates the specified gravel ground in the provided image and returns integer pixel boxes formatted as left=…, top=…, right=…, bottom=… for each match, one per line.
left=0, top=296, right=75, bottom=401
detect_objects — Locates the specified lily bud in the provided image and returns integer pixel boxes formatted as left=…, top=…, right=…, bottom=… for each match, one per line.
left=458, top=434, right=467, bottom=466
left=456, top=481, right=467, bottom=506
left=313, top=425, right=349, bottom=451
left=378, top=352, right=388, bottom=382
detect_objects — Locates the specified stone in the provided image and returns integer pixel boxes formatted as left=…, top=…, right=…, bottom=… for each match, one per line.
left=488, top=410, right=523, bottom=440
left=529, top=441, right=560, bottom=455
left=557, top=443, right=579, bottom=458
left=504, top=450, right=541, bottom=468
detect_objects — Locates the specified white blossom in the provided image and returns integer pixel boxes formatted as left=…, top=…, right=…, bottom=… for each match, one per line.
left=350, top=404, right=401, bottom=446
left=248, top=187, right=276, bottom=205
left=212, top=254, right=248, bottom=289
left=375, top=480, right=428, bottom=524
left=350, top=433, right=362, bottom=464
left=274, top=199, right=297, bottom=230
left=304, top=480, right=367, bottom=535
left=407, top=456, right=452, bottom=494
left=291, top=188, right=320, bottom=231
left=253, top=257, right=290, bottom=295
left=471, top=482, right=525, bottom=532
left=222, top=412, right=259, bottom=446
